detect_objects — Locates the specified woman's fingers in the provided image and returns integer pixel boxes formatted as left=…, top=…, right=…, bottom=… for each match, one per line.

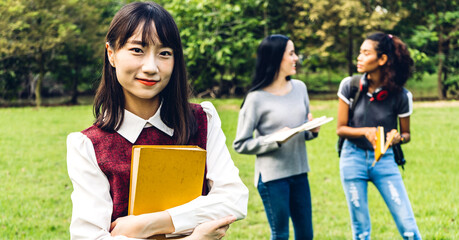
left=211, top=215, right=236, bottom=229
left=190, top=216, right=236, bottom=240
left=110, top=219, right=118, bottom=232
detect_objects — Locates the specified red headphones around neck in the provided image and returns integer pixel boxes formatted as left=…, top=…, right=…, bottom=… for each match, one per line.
left=359, top=75, right=389, bottom=102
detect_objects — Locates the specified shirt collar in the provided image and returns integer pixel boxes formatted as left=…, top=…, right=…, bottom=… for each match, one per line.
left=116, top=103, right=174, bottom=143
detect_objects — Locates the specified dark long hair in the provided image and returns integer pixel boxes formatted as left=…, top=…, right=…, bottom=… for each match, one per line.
left=241, top=34, right=290, bottom=107
left=94, top=1, right=196, bottom=144
left=366, top=32, right=414, bottom=92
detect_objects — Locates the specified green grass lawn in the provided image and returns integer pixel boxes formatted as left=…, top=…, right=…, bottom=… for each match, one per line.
left=0, top=99, right=458, bottom=239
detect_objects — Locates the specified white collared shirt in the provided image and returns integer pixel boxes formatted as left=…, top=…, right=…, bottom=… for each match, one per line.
left=66, top=101, right=248, bottom=240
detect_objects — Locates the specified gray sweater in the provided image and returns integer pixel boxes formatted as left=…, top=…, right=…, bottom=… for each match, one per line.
left=233, top=79, right=317, bottom=186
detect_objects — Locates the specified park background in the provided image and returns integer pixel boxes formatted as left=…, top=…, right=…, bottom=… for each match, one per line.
left=0, top=0, right=458, bottom=239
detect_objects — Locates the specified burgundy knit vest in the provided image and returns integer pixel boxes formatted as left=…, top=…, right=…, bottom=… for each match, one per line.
left=82, top=104, right=208, bottom=221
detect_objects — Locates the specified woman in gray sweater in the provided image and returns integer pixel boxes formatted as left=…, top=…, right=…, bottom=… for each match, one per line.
left=233, top=34, right=319, bottom=240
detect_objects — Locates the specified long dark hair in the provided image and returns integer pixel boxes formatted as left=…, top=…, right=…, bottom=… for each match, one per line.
left=366, top=32, right=414, bottom=92
left=94, top=1, right=196, bottom=144
left=241, top=34, right=290, bottom=107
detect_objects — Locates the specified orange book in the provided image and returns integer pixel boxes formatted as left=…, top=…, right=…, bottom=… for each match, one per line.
left=128, top=145, right=206, bottom=216
left=373, top=127, right=397, bottom=166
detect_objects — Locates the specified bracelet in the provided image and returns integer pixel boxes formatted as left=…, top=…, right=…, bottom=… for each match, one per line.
left=400, top=136, right=405, bottom=144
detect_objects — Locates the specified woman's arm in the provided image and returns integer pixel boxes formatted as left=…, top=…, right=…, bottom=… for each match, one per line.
left=304, top=113, right=320, bottom=141
left=67, top=133, right=137, bottom=240
left=165, top=102, right=249, bottom=234
left=233, top=96, right=280, bottom=155
left=303, top=83, right=319, bottom=140
left=110, top=215, right=235, bottom=239
left=391, top=90, right=412, bottom=145
left=391, top=116, right=410, bottom=144
left=336, top=98, right=377, bottom=147
left=110, top=212, right=174, bottom=238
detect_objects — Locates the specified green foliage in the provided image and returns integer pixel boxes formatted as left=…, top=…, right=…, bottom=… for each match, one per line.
left=0, top=56, right=36, bottom=100
left=1, top=100, right=458, bottom=238
left=409, top=48, right=436, bottom=81
left=399, top=0, right=459, bottom=99
left=163, top=0, right=263, bottom=96
left=0, top=0, right=115, bottom=105
left=289, top=0, right=408, bottom=75
left=48, top=0, right=117, bottom=104
left=443, top=49, right=459, bottom=96
left=0, top=0, right=71, bottom=106
left=1, top=0, right=458, bottom=102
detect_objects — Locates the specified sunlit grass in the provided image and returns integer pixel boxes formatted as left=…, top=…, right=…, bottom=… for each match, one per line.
left=0, top=100, right=457, bottom=239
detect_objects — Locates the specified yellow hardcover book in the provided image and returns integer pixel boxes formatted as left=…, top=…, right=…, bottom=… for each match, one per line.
left=374, top=126, right=385, bottom=162
left=128, top=145, right=206, bottom=216
left=373, top=127, right=398, bottom=166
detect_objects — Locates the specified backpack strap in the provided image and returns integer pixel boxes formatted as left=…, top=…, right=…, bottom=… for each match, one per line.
left=348, top=75, right=362, bottom=119
left=337, top=75, right=362, bottom=157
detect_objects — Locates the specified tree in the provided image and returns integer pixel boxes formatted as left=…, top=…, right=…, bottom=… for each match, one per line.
left=50, top=0, right=120, bottom=104
left=0, top=56, right=36, bottom=102
left=288, top=0, right=408, bottom=76
left=163, top=0, right=263, bottom=97
left=0, top=0, right=76, bottom=107
left=402, top=1, right=459, bottom=99
left=0, top=0, right=117, bottom=106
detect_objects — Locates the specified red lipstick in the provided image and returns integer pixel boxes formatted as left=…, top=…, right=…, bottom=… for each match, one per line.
left=137, top=79, right=158, bottom=86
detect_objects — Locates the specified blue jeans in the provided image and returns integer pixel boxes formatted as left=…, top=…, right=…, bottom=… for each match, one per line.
left=257, top=173, right=313, bottom=240
left=340, top=140, right=421, bottom=240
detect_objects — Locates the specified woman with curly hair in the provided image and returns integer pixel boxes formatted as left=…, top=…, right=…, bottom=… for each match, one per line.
left=336, top=32, right=421, bottom=239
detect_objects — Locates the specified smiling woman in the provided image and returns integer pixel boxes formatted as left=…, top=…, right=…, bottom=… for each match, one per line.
left=94, top=1, right=190, bottom=139
left=65, top=1, right=248, bottom=240
left=106, top=28, right=175, bottom=119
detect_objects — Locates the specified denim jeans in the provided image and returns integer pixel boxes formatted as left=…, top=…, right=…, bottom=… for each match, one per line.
left=257, top=173, right=313, bottom=240
left=340, top=140, right=421, bottom=240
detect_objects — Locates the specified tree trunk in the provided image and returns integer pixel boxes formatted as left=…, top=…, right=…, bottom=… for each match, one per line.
left=437, top=28, right=445, bottom=100
left=264, top=0, right=269, bottom=37
left=35, top=50, right=45, bottom=107
left=347, top=27, right=353, bottom=76
left=70, top=65, right=80, bottom=105
left=442, top=65, right=448, bottom=98
left=434, top=7, right=446, bottom=100
left=230, top=76, right=237, bottom=97
left=217, top=70, right=224, bottom=98
left=441, top=38, right=451, bottom=98
left=35, top=71, right=44, bottom=107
